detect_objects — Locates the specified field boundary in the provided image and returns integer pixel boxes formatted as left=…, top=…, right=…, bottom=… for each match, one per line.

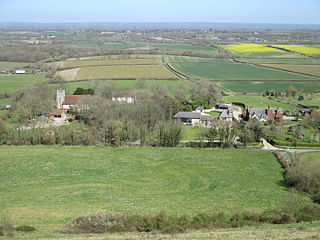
left=49, top=78, right=180, bottom=84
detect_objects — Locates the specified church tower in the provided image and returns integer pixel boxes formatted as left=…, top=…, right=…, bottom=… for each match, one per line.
left=56, top=90, right=65, bottom=109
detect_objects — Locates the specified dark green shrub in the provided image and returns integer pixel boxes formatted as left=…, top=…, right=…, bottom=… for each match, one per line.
left=15, top=225, right=36, bottom=232
left=294, top=204, right=320, bottom=222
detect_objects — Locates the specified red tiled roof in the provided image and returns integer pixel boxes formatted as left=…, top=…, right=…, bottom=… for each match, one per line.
left=63, top=95, right=86, bottom=105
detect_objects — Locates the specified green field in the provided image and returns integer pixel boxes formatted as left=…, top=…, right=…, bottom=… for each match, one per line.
left=0, top=61, right=31, bottom=71
left=218, top=81, right=320, bottom=94
left=0, top=74, right=48, bottom=94
left=239, top=58, right=320, bottom=64
left=63, top=58, right=161, bottom=69
left=171, top=62, right=315, bottom=80
left=74, top=65, right=176, bottom=80
left=0, top=146, right=289, bottom=230
left=164, top=55, right=232, bottom=63
left=53, top=79, right=191, bottom=95
left=150, top=44, right=219, bottom=53
left=223, top=95, right=296, bottom=110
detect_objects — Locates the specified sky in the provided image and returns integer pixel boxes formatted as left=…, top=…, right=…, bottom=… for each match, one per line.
left=0, top=0, right=319, bottom=24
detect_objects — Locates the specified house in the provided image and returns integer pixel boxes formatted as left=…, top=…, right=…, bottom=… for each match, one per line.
left=49, top=110, right=66, bottom=119
left=174, top=112, right=201, bottom=126
left=219, top=110, right=233, bottom=121
left=247, top=107, right=283, bottom=122
left=200, top=116, right=218, bottom=126
left=216, top=104, right=232, bottom=110
left=300, top=109, right=313, bottom=116
left=112, top=92, right=135, bottom=104
left=15, top=69, right=26, bottom=74
left=56, top=90, right=88, bottom=110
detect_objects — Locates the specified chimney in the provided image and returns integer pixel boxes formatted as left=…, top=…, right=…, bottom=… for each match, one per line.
left=56, top=89, right=65, bottom=109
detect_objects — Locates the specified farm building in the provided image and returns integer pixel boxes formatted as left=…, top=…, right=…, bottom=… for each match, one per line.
left=56, top=90, right=88, bottom=110
left=49, top=110, right=66, bottom=119
left=219, top=110, right=233, bottom=121
left=247, top=107, right=283, bottom=122
left=174, top=112, right=201, bottom=126
left=200, top=116, right=218, bottom=126
left=112, top=92, right=135, bottom=104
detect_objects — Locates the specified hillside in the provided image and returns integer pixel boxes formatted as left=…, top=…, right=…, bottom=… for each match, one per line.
left=0, top=146, right=291, bottom=230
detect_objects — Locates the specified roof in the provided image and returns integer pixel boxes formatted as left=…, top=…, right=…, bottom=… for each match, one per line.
left=248, top=108, right=283, bottom=118
left=50, top=110, right=65, bottom=116
left=174, top=112, right=201, bottom=119
left=248, top=108, right=267, bottom=119
left=219, top=111, right=233, bottom=118
left=63, top=95, right=86, bottom=105
left=112, top=92, right=133, bottom=98
left=201, top=116, right=218, bottom=121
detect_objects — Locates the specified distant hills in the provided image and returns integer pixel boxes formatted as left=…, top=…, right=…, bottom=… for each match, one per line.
left=1, top=22, right=320, bottom=30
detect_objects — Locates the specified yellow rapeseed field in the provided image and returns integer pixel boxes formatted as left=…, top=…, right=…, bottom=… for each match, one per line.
left=272, top=45, right=320, bottom=55
left=222, top=44, right=283, bottom=53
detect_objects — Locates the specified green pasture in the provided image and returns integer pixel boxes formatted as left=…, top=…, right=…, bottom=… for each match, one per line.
left=164, top=55, right=232, bottom=63
left=223, top=95, right=296, bottom=110
left=0, top=146, right=289, bottom=230
left=218, top=81, right=320, bottom=94
left=0, top=74, right=48, bottom=94
left=171, top=62, right=315, bottom=80
left=53, top=79, right=191, bottom=95
left=0, top=61, right=31, bottom=71
left=150, top=44, right=219, bottom=53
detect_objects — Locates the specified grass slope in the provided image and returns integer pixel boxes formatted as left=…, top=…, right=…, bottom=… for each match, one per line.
left=54, top=79, right=190, bottom=95
left=0, top=74, right=48, bottom=94
left=0, top=146, right=288, bottom=229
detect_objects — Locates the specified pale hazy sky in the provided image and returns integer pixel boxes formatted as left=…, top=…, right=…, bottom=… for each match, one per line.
left=0, top=0, right=319, bottom=24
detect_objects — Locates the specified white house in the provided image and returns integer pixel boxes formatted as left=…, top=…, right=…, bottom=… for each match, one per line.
left=15, top=69, right=26, bottom=74
left=112, top=92, right=135, bottom=104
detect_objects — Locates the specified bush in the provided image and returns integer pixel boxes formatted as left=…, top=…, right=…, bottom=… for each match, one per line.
left=285, top=158, right=320, bottom=200
left=15, top=225, right=36, bottom=232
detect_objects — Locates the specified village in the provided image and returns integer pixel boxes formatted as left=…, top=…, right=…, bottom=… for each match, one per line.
left=48, top=89, right=307, bottom=128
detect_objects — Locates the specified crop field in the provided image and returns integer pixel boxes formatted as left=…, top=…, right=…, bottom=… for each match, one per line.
left=221, top=44, right=286, bottom=57
left=54, top=79, right=191, bottom=95
left=171, top=62, right=315, bottom=80
left=239, top=58, right=320, bottom=64
left=0, top=61, right=31, bottom=71
left=272, top=45, right=320, bottom=56
left=164, top=55, right=232, bottom=63
left=57, top=55, right=177, bottom=80
left=0, top=74, right=48, bottom=94
left=63, top=58, right=161, bottom=69
left=150, top=44, right=219, bottom=53
left=223, top=95, right=296, bottom=110
left=73, top=65, right=176, bottom=80
left=261, top=64, right=320, bottom=77
left=218, top=81, right=320, bottom=94
left=0, top=146, right=290, bottom=230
